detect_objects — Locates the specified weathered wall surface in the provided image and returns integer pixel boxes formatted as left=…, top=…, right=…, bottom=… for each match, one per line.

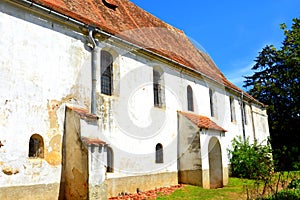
left=177, top=114, right=202, bottom=186
left=63, top=109, right=89, bottom=200
left=0, top=1, right=90, bottom=198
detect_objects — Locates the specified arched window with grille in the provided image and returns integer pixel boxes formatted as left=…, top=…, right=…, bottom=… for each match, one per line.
left=187, top=85, right=194, bottom=112
left=101, top=50, right=113, bottom=95
left=153, top=67, right=165, bottom=108
left=155, top=143, right=163, bottom=163
left=28, top=134, right=44, bottom=158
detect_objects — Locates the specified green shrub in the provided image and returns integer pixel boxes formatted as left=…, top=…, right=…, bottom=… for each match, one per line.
left=258, top=189, right=300, bottom=200
left=288, top=178, right=300, bottom=190
left=228, top=136, right=273, bottom=180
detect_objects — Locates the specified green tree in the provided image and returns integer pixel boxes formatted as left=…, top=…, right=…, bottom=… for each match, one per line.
left=244, top=18, right=300, bottom=171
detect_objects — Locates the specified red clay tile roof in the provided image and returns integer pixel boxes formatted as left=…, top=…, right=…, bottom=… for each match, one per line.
left=81, top=137, right=106, bottom=146
left=30, top=0, right=258, bottom=102
left=179, top=111, right=227, bottom=132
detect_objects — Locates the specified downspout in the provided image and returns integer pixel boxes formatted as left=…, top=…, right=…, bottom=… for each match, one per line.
left=240, top=92, right=246, bottom=141
left=88, top=28, right=98, bottom=114
left=250, top=104, right=257, bottom=142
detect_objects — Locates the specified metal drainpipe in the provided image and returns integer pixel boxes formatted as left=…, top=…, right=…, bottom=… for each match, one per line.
left=240, top=92, right=246, bottom=141
left=88, top=28, right=98, bottom=114
left=250, top=104, right=257, bottom=141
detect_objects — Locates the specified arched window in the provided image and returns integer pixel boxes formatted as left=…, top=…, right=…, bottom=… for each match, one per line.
left=101, top=50, right=113, bottom=95
left=187, top=85, right=194, bottom=111
left=153, top=67, right=165, bottom=108
left=29, top=134, right=44, bottom=158
left=155, top=143, right=163, bottom=163
left=107, top=146, right=114, bottom=173
left=209, top=88, right=215, bottom=117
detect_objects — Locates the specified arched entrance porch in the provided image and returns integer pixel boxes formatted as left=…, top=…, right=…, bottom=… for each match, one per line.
left=208, top=137, right=223, bottom=189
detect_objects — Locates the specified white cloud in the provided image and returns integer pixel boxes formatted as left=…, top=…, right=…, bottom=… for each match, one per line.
left=224, top=62, right=255, bottom=89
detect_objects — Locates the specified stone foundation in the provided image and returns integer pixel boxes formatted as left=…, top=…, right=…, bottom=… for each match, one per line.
left=106, top=172, right=178, bottom=197
left=223, top=166, right=229, bottom=186
left=178, top=170, right=202, bottom=186
left=89, top=182, right=107, bottom=200
left=0, top=183, right=60, bottom=200
left=202, top=169, right=210, bottom=189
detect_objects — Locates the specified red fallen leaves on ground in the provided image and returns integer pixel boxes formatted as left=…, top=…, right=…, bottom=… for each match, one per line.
left=109, top=184, right=184, bottom=200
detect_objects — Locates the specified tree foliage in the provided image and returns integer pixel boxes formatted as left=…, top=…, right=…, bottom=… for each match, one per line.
left=228, top=136, right=273, bottom=180
left=244, top=18, right=300, bottom=171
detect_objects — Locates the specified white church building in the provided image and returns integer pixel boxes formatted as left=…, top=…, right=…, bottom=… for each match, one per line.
left=0, top=0, right=270, bottom=199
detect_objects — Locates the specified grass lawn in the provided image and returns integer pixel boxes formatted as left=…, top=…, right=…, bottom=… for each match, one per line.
left=156, top=178, right=255, bottom=200
left=157, top=172, right=300, bottom=200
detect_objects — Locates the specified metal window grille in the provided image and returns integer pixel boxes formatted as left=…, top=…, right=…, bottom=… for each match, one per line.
left=101, top=51, right=113, bottom=95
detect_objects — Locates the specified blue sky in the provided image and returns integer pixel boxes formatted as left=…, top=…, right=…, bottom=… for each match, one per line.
left=130, top=0, right=300, bottom=89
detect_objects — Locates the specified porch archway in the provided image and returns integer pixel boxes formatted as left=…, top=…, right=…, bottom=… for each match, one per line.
left=208, top=137, right=223, bottom=188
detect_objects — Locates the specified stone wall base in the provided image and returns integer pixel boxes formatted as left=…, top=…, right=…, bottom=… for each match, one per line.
left=178, top=169, right=202, bottom=186
left=89, top=182, right=107, bottom=200
left=106, top=172, right=178, bottom=197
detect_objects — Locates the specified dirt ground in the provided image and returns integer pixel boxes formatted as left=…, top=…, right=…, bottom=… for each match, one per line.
left=109, top=184, right=183, bottom=200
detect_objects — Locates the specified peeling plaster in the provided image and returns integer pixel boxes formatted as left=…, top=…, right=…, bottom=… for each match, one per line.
left=45, top=135, right=62, bottom=166
left=47, top=100, right=60, bottom=129
left=47, top=95, right=74, bottom=129
left=45, top=95, right=75, bottom=166
left=2, top=166, right=19, bottom=175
